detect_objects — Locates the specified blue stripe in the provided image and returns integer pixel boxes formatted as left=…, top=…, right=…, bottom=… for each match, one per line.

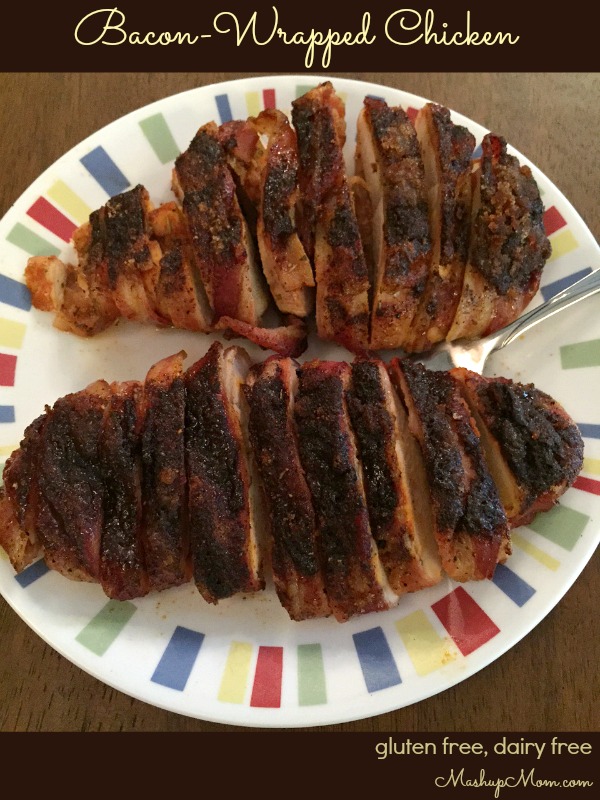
left=366, top=94, right=385, bottom=101
left=151, top=626, right=205, bottom=691
left=0, top=405, right=15, bottom=423
left=215, top=94, right=233, bottom=123
left=0, top=274, right=32, bottom=311
left=492, top=563, right=535, bottom=607
left=353, top=627, right=401, bottom=693
left=577, top=423, right=600, bottom=439
left=540, top=267, right=593, bottom=302
left=15, top=558, right=50, bottom=588
left=473, top=144, right=483, bottom=158
left=80, top=147, right=130, bottom=197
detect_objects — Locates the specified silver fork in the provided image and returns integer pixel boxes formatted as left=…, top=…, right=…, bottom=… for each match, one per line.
left=412, top=268, right=600, bottom=374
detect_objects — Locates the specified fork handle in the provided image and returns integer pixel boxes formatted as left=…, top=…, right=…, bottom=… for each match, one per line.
left=494, top=268, right=600, bottom=352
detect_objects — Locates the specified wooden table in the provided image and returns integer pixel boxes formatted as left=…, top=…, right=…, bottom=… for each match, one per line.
left=0, top=73, right=598, bottom=733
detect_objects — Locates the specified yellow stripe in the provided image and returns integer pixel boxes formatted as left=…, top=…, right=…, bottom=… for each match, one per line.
left=548, top=229, right=578, bottom=261
left=47, top=180, right=91, bottom=225
left=218, top=641, right=253, bottom=704
left=0, top=547, right=8, bottom=561
left=512, top=532, right=560, bottom=571
left=0, top=444, right=17, bottom=456
left=245, top=91, right=260, bottom=118
left=0, top=318, right=26, bottom=349
left=583, top=457, right=600, bottom=476
left=395, top=610, right=458, bottom=676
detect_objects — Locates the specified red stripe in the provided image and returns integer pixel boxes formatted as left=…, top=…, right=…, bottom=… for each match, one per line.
left=27, top=197, right=76, bottom=243
left=432, top=587, right=500, bottom=657
left=407, top=106, right=418, bottom=122
left=263, top=88, right=276, bottom=110
left=573, top=475, right=600, bottom=496
left=250, top=646, right=283, bottom=707
left=543, top=206, right=567, bottom=237
left=0, top=353, right=17, bottom=386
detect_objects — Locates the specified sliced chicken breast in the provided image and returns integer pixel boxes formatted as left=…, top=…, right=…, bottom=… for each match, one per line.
left=355, top=97, right=432, bottom=351
left=294, top=360, right=399, bottom=620
left=245, top=356, right=330, bottom=620
left=448, top=134, right=551, bottom=341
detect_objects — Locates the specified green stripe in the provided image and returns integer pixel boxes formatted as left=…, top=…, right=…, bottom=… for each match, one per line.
left=297, top=644, right=327, bottom=706
left=296, top=84, right=317, bottom=98
left=560, top=339, right=600, bottom=369
left=139, top=113, right=180, bottom=164
left=7, top=223, right=61, bottom=257
left=75, top=600, right=137, bottom=655
left=527, top=505, right=589, bottom=551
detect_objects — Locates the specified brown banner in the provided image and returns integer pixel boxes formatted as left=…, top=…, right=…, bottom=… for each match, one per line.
left=1, top=731, right=598, bottom=794
left=3, top=0, right=595, bottom=72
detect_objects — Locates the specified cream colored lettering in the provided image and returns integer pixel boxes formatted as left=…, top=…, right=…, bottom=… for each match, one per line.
left=385, top=8, right=519, bottom=47
left=213, top=7, right=279, bottom=47
left=74, top=7, right=127, bottom=46
left=385, top=8, right=423, bottom=46
left=278, top=12, right=374, bottom=68
left=74, top=7, right=199, bottom=46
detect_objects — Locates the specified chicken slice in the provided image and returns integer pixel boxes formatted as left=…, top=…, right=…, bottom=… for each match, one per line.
left=184, top=341, right=264, bottom=603
left=99, top=380, right=149, bottom=600
left=346, top=359, right=442, bottom=594
left=294, top=360, right=399, bottom=621
left=403, top=103, right=476, bottom=351
left=218, top=118, right=264, bottom=226
left=0, top=414, right=48, bottom=572
left=448, top=134, right=551, bottom=341
left=173, top=122, right=269, bottom=326
left=149, top=202, right=213, bottom=332
left=452, top=368, right=584, bottom=529
left=82, top=185, right=164, bottom=325
left=25, top=255, right=117, bottom=337
left=35, top=380, right=112, bottom=582
left=220, top=111, right=316, bottom=318
left=139, top=352, right=191, bottom=592
left=355, top=97, right=431, bottom=351
left=245, top=356, right=330, bottom=621
left=293, top=83, right=370, bottom=351
left=254, top=109, right=315, bottom=318
left=389, top=359, right=509, bottom=581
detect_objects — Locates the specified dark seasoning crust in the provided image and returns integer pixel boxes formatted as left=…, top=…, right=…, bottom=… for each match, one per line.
left=184, top=344, right=261, bottom=603
left=367, top=98, right=431, bottom=284
left=473, top=134, right=552, bottom=295
left=430, top=104, right=475, bottom=267
left=244, top=365, right=319, bottom=578
left=294, top=362, right=391, bottom=620
left=473, top=378, right=585, bottom=504
left=346, top=360, right=403, bottom=544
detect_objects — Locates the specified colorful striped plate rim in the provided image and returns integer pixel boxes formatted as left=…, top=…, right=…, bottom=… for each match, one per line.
left=0, top=76, right=598, bottom=728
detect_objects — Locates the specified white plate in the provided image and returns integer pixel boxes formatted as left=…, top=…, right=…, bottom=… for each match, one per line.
left=0, top=76, right=598, bottom=728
